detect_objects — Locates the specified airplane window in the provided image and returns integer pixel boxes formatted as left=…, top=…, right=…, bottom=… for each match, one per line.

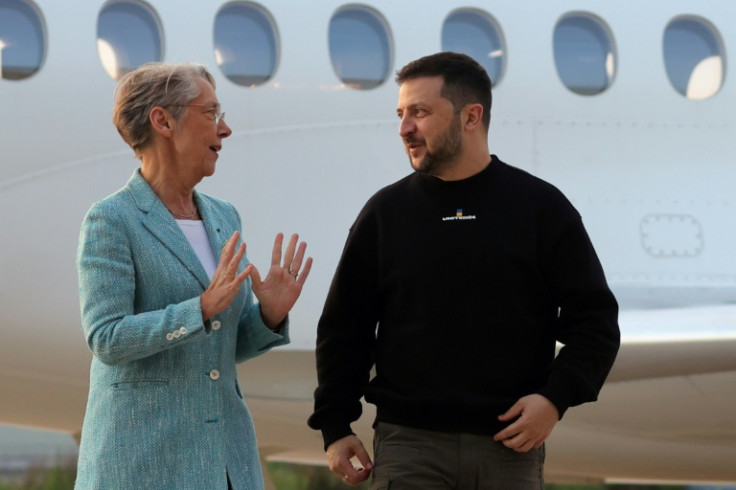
left=97, top=0, right=164, bottom=81
left=0, top=0, right=46, bottom=80
left=663, top=17, right=725, bottom=100
left=214, top=3, right=279, bottom=87
left=329, top=5, right=392, bottom=90
left=553, top=13, right=616, bottom=96
left=442, top=9, right=505, bottom=86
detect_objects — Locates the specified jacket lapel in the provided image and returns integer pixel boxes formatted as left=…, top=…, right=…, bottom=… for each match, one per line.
left=126, top=170, right=212, bottom=290
left=194, top=191, right=232, bottom=266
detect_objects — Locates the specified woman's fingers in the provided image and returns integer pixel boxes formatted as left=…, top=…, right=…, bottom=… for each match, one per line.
left=218, top=231, right=240, bottom=277
left=228, top=265, right=250, bottom=291
left=270, top=233, right=284, bottom=268
left=295, top=255, right=313, bottom=285
left=282, top=233, right=298, bottom=271
left=201, top=232, right=250, bottom=320
left=226, top=243, right=246, bottom=279
left=288, top=239, right=305, bottom=277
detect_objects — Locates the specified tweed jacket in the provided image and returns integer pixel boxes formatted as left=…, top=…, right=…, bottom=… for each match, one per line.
left=75, top=170, right=289, bottom=490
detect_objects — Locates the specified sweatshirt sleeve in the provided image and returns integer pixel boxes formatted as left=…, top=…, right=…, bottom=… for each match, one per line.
left=537, top=214, right=621, bottom=418
left=307, top=205, right=380, bottom=450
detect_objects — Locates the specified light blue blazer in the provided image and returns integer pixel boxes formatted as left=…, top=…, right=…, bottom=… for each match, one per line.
left=75, top=170, right=289, bottom=489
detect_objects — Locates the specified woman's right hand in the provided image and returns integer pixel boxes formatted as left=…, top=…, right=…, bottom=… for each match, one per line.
left=200, top=231, right=250, bottom=321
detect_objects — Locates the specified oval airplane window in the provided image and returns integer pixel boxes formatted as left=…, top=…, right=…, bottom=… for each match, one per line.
left=663, top=17, right=725, bottom=100
left=0, top=0, right=46, bottom=80
left=214, top=2, right=279, bottom=87
left=329, top=5, right=393, bottom=90
left=97, top=0, right=164, bottom=81
left=442, top=9, right=505, bottom=86
left=553, top=13, right=616, bottom=96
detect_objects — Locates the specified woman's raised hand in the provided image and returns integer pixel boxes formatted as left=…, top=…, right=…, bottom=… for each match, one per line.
left=200, top=231, right=250, bottom=321
left=249, top=233, right=313, bottom=329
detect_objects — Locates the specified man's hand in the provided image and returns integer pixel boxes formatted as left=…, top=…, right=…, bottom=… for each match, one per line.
left=326, top=435, right=373, bottom=486
left=493, top=394, right=559, bottom=452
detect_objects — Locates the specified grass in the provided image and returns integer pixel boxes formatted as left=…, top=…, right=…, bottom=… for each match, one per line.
left=0, top=456, right=76, bottom=490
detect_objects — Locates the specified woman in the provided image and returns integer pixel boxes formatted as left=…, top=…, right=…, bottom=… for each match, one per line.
left=75, top=62, right=312, bottom=489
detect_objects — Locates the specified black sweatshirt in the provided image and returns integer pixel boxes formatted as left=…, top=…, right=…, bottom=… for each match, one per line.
left=308, top=156, right=620, bottom=449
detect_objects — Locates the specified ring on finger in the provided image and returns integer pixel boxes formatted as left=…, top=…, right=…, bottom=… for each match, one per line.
left=225, top=270, right=233, bottom=278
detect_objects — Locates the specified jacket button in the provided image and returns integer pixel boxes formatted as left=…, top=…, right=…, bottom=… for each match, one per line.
left=179, top=326, right=188, bottom=335
left=211, top=321, right=221, bottom=331
left=209, top=369, right=220, bottom=380
left=166, top=333, right=174, bottom=341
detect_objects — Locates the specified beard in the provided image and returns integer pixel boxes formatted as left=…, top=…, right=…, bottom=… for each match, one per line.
left=405, top=114, right=462, bottom=176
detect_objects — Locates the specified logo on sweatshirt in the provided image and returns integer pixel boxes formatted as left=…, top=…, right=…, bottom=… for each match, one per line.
left=442, top=208, right=476, bottom=221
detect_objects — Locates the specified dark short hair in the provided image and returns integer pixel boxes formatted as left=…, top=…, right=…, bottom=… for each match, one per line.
left=396, top=52, right=492, bottom=130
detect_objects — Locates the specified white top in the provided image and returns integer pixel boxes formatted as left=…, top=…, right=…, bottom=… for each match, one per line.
left=176, top=220, right=217, bottom=279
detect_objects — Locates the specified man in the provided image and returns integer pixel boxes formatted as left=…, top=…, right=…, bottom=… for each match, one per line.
left=308, top=52, right=620, bottom=489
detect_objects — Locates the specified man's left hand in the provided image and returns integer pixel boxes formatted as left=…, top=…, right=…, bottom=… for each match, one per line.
left=493, top=394, right=559, bottom=452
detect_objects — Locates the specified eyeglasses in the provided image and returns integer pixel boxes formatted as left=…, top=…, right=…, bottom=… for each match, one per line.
left=169, top=103, right=226, bottom=125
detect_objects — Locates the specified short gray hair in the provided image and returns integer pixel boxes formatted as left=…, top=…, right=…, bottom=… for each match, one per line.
left=113, top=62, right=216, bottom=156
